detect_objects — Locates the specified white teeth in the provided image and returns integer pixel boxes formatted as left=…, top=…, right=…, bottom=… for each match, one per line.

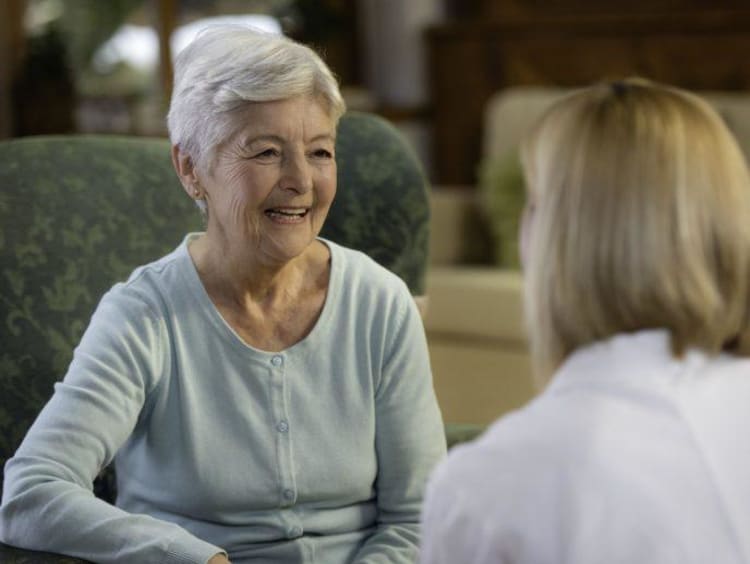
left=266, top=208, right=308, bottom=217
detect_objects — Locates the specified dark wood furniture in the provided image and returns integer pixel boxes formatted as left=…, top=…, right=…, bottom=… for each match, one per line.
left=428, top=2, right=750, bottom=184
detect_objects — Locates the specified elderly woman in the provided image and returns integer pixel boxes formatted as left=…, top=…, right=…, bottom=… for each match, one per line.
left=420, top=79, right=750, bottom=564
left=0, top=26, right=446, bottom=563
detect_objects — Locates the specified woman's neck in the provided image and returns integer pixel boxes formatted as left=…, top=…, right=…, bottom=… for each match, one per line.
left=187, top=233, right=328, bottom=313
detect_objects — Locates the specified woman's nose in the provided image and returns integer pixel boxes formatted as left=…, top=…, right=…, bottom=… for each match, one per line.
left=280, top=154, right=313, bottom=193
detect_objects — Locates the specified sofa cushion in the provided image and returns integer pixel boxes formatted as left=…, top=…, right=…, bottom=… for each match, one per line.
left=424, top=266, right=533, bottom=424
left=425, top=267, right=525, bottom=343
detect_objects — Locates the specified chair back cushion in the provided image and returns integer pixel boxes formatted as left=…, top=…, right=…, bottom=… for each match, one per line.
left=322, top=111, right=430, bottom=294
left=0, top=136, right=201, bottom=486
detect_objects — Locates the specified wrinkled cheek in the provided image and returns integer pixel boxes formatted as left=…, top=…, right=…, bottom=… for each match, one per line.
left=313, top=180, right=336, bottom=228
left=309, top=207, right=329, bottom=236
left=222, top=196, right=260, bottom=242
left=228, top=195, right=249, bottom=224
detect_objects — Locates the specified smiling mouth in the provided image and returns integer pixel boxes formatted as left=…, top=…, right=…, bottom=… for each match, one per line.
left=264, top=207, right=310, bottom=222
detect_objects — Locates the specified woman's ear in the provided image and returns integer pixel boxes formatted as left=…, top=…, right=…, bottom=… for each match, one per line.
left=171, top=145, right=201, bottom=199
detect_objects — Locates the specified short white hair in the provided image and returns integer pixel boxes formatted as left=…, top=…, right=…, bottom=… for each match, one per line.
left=167, top=25, right=346, bottom=169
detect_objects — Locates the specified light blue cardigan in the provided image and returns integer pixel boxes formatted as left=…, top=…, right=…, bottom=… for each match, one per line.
left=0, top=235, right=447, bottom=563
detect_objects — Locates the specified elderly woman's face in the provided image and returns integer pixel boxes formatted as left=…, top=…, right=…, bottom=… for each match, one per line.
left=202, top=95, right=337, bottom=264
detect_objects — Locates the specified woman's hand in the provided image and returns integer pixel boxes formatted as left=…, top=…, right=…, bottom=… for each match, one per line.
left=208, top=553, right=231, bottom=564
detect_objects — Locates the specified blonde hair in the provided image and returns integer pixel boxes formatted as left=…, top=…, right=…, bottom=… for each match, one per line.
left=520, top=78, right=750, bottom=385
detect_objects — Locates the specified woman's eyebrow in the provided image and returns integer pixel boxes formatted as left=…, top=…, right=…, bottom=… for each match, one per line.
left=241, top=133, right=336, bottom=146
left=240, top=134, right=284, bottom=147
left=308, top=133, right=336, bottom=143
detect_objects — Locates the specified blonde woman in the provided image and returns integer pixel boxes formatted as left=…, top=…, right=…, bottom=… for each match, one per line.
left=420, top=79, right=750, bottom=564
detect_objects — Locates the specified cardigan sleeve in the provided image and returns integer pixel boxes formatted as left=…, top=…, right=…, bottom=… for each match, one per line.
left=352, top=292, right=447, bottom=563
left=0, top=286, right=224, bottom=564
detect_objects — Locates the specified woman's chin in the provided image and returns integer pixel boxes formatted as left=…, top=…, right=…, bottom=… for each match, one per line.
left=259, top=231, right=320, bottom=265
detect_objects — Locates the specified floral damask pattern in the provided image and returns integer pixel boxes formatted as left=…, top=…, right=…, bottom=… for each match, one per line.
left=0, top=135, right=201, bottom=562
left=0, top=136, right=202, bottom=487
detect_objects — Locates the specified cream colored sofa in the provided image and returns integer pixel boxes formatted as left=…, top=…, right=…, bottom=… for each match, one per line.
left=424, top=86, right=750, bottom=426
left=425, top=189, right=532, bottom=426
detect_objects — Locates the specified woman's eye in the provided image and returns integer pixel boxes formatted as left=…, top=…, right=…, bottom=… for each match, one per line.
left=311, top=149, right=333, bottom=159
left=254, top=148, right=280, bottom=159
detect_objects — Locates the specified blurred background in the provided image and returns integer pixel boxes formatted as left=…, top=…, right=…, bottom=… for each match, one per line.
left=3, top=0, right=750, bottom=185
left=0, top=0, right=444, bottom=173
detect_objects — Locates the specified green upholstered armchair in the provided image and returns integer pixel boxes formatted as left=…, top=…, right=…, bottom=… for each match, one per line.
left=0, top=112, right=482, bottom=562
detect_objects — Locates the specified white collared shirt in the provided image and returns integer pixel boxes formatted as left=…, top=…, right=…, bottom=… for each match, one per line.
left=421, top=330, right=750, bottom=564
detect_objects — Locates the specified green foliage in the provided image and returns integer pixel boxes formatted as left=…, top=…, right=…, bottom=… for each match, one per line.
left=477, top=151, right=527, bottom=269
left=280, top=0, right=348, bottom=40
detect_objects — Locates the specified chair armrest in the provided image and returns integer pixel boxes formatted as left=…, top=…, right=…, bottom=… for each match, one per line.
left=0, top=542, right=92, bottom=563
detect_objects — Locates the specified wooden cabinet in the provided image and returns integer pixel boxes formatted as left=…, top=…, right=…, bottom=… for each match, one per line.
left=428, top=4, right=750, bottom=184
